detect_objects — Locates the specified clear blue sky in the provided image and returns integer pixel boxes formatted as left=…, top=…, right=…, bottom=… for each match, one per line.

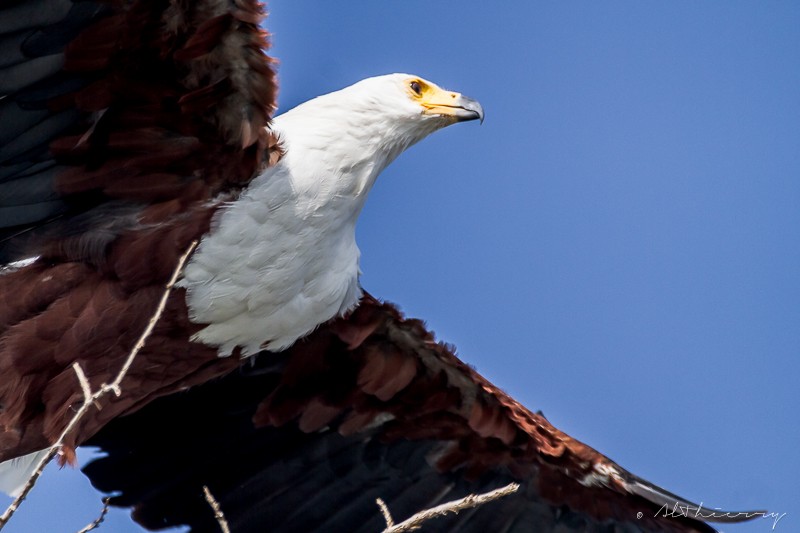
left=4, top=2, right=798, bottom=532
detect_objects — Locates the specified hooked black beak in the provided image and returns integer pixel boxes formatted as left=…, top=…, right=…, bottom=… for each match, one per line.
left=452, top=94, right=485, bottom=124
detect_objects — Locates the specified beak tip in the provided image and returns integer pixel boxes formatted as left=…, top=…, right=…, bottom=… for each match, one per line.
left=461, top=98, right=484, bottom=125
left=468, top=99, right=484, bottom=125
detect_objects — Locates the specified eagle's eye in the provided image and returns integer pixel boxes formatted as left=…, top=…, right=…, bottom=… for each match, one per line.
left=409, top=80, right=422, bottom=95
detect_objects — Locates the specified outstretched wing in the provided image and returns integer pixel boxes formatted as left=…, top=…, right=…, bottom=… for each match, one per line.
left=0, top=0, right=276, bottom=459
left=84, top=297, right=760, bottom=533
left=0, top=0, right=277, bottom=265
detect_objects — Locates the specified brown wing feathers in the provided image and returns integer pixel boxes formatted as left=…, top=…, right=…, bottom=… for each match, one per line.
left=0, top=0, right=277, bottom=264
left=83, top=297, right=718, bottom=533
left=0, top=0, right=276, bottom=462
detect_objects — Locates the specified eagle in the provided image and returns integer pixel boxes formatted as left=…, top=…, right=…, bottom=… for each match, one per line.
left=0, top=1, right=760, bottom=532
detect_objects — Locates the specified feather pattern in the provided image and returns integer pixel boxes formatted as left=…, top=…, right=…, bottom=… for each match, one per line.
left=82, top=298, right=759, bottom=533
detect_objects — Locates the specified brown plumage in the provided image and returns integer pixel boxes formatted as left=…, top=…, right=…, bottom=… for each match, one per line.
left=82, top=297, right=726, bottom=532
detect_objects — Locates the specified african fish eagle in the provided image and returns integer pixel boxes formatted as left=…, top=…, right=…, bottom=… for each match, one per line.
left=0, top=1, right=761, bottom=531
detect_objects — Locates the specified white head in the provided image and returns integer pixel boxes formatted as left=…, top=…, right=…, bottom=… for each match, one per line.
left=272, top=74, right=483, bottom=196
left=323, top=73, right=485, bottom=140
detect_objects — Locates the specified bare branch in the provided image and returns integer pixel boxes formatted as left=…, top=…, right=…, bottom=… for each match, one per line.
left=0, top=241, right=198, bottom=530
left=203, top=486, right=230, bottom=533
left=76, top=497, right=111, bottom=533
left=0, top=362, right=95, bottom=527
left=376, top=498, right=394, bottom=528
left=380, top=482, right=520, bottom=533
left=101, top=240, right=198, bottom=397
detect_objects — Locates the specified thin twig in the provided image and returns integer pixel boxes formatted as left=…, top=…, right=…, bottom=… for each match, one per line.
left=73, top=362, right=93, bottom=400
left=76, top=497, right=111, bottom=533
left=0, top=362, right=94, bottom=528
left=380, top=482, right=520, bottom=533
left=203, top=486, right=230, bottom=533
left=376, top=498, right=394, bottom=528
left=100, top=239, right=198, bottom=397
left=0, top=241, right=197, bottom=530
